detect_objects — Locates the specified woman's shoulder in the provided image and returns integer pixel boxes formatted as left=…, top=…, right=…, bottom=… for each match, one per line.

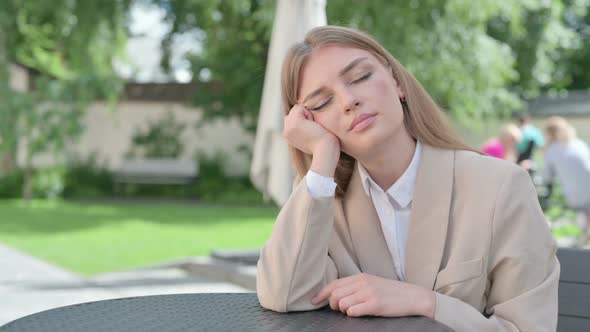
left=453, top=148, right=527, bottom=185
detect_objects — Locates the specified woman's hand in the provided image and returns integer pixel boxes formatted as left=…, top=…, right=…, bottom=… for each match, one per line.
left=283, top=104, right=340, bottom=177
left=311, top=273, right=436, bottom=319
left=283, top=104, right=336, bottom=155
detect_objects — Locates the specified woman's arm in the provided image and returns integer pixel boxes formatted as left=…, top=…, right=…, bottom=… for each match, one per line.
left=256, top=176, right=339, bottom=312
left=435, top=166, right=559, bottom=331
left=257, top=123, right=342, bottom=312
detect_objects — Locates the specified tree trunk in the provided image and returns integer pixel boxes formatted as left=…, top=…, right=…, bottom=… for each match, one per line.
left=22, top=152, right=32, bottom=205
left=0, top=24, right=15, bottom=176
left=0, top=22, right=7, bottom=80
left=1, top=151, right=16, bottom=174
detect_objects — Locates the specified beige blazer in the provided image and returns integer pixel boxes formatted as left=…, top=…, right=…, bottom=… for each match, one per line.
left=256, top=144, right=559, bottom=332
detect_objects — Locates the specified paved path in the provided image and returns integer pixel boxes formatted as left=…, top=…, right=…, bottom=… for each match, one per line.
left=0, top=243, right=250, bottom=326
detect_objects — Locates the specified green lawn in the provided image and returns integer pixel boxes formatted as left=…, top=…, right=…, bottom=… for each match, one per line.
left=0, top=199, right=278, bottom=276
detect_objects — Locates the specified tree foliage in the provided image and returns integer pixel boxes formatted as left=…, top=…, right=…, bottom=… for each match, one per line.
left=0, top=0, right=131, bottom=201
left=153, top=0, right=275, bottom=133
left=562, top=0, right=590, bottom=89
left=328, top=0, right=525, bottom=122
left=153, top=0, right=590, bottom=130
left=488, top=0, right=590, bottom=95
left=127, top=111, right=186, bottom=158
left=2, top=1, right=589, bottom=186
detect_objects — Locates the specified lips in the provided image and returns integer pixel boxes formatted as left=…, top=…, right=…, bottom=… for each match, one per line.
left=349, top=113, right=377, bottom=131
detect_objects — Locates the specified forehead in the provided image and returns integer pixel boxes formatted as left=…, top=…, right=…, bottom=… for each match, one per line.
left=298, top=46, right=379, bottom=100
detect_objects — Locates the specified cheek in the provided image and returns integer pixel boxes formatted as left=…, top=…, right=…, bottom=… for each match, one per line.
left=314, top=112, right=341, bottom=133
left=373, top=76, right=399, bottom=102
left=372, top=78, right=404, bottom=119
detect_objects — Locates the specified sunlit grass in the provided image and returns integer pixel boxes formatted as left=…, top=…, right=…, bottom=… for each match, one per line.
left=0, top=199, right=278, bottom=276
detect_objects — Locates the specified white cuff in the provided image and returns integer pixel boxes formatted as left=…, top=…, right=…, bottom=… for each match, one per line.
left=305, top=170, right=337, bottom=198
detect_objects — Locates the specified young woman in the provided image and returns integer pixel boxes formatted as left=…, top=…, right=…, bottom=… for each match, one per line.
left=256, top=26, right=559, bottom=332
left=481, top=124, right=522, bottom=161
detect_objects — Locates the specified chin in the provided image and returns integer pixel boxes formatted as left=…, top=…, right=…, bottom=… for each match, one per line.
left=342, top=133, right=384, bottom=158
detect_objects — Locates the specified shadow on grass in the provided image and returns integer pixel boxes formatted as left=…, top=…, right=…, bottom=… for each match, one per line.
left=0, top=199, right=279, bottom=234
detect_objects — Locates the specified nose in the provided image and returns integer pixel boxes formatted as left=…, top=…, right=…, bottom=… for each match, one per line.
left=339, top=86, right=361, bottom=113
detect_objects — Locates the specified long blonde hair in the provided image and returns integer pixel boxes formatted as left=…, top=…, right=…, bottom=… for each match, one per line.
left=281, top=26, right=476, bottom=197
left=544, top=116, right=576, bottom=145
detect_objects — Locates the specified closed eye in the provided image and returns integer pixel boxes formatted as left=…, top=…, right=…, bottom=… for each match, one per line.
left=310, top=97, right=333, bottom=111
left=352, top=72, right=372, bottom=84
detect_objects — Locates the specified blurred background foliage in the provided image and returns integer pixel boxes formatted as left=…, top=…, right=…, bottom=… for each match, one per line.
left=0, top=0, right=589, bottom=209
left=2, top=0, right=589, bottom=145
left=151, top=0, right=590, bottom=127
left=0, top=0, right=131, bottom=202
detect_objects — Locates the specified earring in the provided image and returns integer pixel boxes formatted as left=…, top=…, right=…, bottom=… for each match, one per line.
left=400, top=97, right=409, bottom=112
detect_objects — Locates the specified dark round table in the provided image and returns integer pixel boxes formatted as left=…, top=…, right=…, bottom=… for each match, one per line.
left=0, top=293, right=454, bottom=332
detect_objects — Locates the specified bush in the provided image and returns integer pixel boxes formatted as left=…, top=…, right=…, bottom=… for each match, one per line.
left=0, top=170, right=24, bottom=198
left=62, top=156, right=114, bottom=199
left=197, top=176, right=265, bottom=205
left=543, top=183, right=576, bottom=222
left=193, top=152, right=266, bottom=205
left=0, top=167, right=67, bottom=199
left=0, top=152, right=266, bottom=205
left=33, top=166, right=66, bottom=199
left=110, top=153, right=264, bottom=204
left=126, top=111, right=186, bottom=159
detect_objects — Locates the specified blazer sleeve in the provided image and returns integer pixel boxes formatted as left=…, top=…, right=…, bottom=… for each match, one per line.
left=434, top=166, right=560, bottom=331
left=256, top=175, right=339, bottom=312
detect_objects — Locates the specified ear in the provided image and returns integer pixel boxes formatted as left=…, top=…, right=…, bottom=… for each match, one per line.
left=387, top=67, right=405, bottom=100
left=394, top=80, right=405, bottom=100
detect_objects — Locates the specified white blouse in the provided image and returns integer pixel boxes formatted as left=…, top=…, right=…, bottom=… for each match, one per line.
left=305, top=142, right=422, bottom=280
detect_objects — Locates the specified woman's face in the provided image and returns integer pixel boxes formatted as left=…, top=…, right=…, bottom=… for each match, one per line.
left=298, top=45, right=406, bottom=158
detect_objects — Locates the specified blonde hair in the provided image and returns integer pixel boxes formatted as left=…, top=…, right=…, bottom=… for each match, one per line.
left=281, top=26, right=477, bottom=197
left=499, top=124, right=522, bottom=144
left=544, top=116, right=576, bottom=145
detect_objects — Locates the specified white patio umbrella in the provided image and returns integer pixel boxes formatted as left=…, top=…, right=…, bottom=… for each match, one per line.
left=250, top=0, right=327, bottom=206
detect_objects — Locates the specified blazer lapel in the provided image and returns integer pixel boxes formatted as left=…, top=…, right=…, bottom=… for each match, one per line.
left=404, top=145, right=455, bottom=290
left=344, top=164, right=398, bottom=280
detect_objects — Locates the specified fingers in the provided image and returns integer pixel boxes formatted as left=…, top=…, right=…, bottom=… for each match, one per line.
left=283, top=103, right=334, bottom=156
left=328, top=282, right=360, bottom=311
left=336, top=289, right=367, bottom=313
left=288, top=103, right=307, bottom=117
left=311, top=275, right=359, bottom=305
left=302, top=108, right=314, bottom=121
left=292, top=105, right=314, bottom=122
left=311, top=280, right=339, bottom=305
left=346, top=300, right=376, bottom=317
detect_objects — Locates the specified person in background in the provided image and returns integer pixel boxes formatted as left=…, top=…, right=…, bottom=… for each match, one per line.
left=481, top=124, right=522, bottom=161
left=516, top=112, right=544, bottom=164
left=542, top=116, right=590, bottom=247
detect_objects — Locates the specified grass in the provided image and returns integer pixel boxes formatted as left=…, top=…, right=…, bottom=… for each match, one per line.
left=3, top=196, right=576, bottom=277
left=0, top=199, right=278, bottom=276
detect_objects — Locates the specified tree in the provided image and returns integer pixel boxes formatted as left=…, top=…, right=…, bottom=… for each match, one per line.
left=0, top=6, right=19, bottom=173
left=153, top=0, right=589, bottom=130
left=152, top=0, right=276, bottom=133
left=562, top=0, right=590, bottom=89
left=328, top=0, right=590, bottom=119
left=487, top=0, right=590, bottom=95
left=0, top=0, right=131, bottom=202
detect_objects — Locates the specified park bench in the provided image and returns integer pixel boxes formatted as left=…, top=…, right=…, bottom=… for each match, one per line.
left=557, top=247, right=590, bottom=331
left=113, top=159, right=199, bottom=191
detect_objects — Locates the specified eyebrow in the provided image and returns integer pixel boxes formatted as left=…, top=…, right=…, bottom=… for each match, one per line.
left=302, top=57, right=369, bottom=104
